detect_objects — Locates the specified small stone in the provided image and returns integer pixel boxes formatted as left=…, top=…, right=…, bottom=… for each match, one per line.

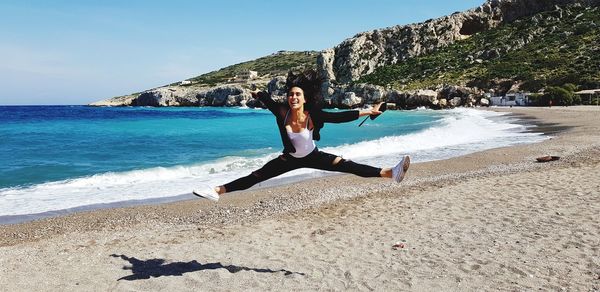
left=392, top=242, right=405, bottom=249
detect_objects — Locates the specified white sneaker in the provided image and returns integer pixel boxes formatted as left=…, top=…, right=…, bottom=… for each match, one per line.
left=192, top=186, right=220, bottom=202
left=392, top=155, right=410, bottom=183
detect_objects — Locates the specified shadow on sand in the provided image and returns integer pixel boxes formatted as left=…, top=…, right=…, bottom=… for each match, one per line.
left=110, top=254, right=305, bottom=281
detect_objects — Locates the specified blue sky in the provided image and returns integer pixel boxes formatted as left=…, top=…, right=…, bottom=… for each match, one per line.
left=0, top=0, right=483, bottom=105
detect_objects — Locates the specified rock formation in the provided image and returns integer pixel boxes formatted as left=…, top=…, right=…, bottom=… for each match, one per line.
left=91, top=0, right=599, bottom=109
left=93, top=85, right=258, bottom=107
left=318, top=0, right=600, bottom=83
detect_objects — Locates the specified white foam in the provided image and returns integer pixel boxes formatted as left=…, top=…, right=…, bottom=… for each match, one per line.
left=0, top=109, right=546, bottom=217
left=321, top=108, right=538, bottom=158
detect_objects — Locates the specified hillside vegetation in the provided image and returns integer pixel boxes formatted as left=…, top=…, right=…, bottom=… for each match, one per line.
left=359, top=4, right=600, bottom=93
left=98, top=3, right=599, bottom=107
left=181, top=51, right=318, bottom=87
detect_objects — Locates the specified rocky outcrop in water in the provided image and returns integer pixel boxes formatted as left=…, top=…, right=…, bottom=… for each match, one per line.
left=93, top=85, right=257, bottom=107
left=197, top=85, right=253, bottom=107
left=90, top=76, right=489, bottom=109
left=131, top=87, right=196, bottom=107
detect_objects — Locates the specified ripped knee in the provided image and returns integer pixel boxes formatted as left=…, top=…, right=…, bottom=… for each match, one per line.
left=332, top=157, right=344, bottom=165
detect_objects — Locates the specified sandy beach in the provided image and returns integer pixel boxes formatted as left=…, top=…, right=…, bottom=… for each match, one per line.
left=1, top=106, right=599, bottom=291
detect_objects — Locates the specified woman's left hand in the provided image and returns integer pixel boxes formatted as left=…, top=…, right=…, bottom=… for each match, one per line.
left=359, top=102, right=384, bottom=117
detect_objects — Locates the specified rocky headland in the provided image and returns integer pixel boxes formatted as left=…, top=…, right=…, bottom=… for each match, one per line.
left=90, top=0, right=599, bottom=109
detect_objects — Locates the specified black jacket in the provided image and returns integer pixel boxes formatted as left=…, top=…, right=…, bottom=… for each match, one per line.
left=257, top=92, right=359, bottom=154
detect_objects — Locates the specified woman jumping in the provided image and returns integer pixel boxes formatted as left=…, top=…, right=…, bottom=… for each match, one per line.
left=193, top=70, right=410, bottom=201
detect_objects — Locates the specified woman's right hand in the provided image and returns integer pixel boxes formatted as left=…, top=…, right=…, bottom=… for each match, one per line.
left=251, top=91, right=269, bottom=99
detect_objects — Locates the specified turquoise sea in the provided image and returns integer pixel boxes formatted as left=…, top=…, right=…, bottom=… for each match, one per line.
left=0, top=106, right=546, bottom=221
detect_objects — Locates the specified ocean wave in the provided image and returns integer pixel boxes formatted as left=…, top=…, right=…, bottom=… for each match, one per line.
left=0, top=109, right=546, bottom=217
left=322, top=108, right=539, bottom=159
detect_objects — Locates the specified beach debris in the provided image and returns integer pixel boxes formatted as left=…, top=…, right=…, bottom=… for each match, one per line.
left=311, top=227, right=333, bottom=236
left=536, top=155, right=560, bottom=162
left=392, top=242, right=406, bottom=250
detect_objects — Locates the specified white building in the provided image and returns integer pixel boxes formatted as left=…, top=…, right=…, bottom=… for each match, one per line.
left=235, top=70, right=258, bottom=81
left=490, top=92, right=531, bottom=106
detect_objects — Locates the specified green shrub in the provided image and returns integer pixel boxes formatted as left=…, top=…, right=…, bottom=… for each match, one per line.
left=544, top=86, right=574, bottom=105
left=528, top=93, right=543, bottom=105
left=562, top=83, right=578, bottom=92
left=572, top=93, right=582, bottom=105
left=521, top=79, right=545, bottom=92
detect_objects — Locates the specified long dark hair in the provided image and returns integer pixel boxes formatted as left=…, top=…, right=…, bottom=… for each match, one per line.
left=285, top=69, right=324, bottom=111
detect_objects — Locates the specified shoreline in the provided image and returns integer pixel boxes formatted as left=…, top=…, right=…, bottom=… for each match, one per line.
left=0, top=106, right=593, bottom=243
left=0, top=107, right=550, bottom=226
left=1, top=106, right=599, bottom=290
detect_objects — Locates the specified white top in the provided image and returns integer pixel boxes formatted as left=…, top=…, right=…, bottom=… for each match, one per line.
left=285, top=110, right=316, bottom=158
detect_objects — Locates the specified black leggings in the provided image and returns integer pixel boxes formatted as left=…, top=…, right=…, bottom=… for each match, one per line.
left=223, top=148, right=382, bottom=192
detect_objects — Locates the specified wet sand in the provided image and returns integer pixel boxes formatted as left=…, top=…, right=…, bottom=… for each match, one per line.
left=1, top=106, right=599, bottom=291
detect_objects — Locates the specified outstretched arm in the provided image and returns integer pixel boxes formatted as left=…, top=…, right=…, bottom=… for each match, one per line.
left=251, top=90, right=280, bottom=114
left=321, top=102, right=384, bottom=123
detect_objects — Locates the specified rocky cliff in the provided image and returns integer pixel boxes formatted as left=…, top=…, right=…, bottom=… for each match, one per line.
left=91, top=0, right=599, bottom=109
left=318, top=0, right=600, bottom=84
